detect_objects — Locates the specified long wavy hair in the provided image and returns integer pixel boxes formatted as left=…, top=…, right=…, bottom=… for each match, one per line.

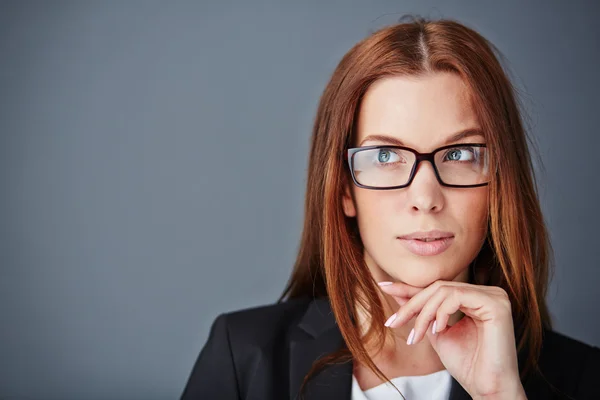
left=279, top=16, right=554, bottom=395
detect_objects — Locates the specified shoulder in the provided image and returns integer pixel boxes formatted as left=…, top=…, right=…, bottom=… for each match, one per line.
left=225, top=295, right=313, bottom=322
left=540, top=329, right=599, bottom=359
left=539, top=328, right=600, bottom=370
left=532, top=328, right=600, bottom=399
left=181, top=296, right=316, bottom=399
left=218, top=295, right=314, bottom=348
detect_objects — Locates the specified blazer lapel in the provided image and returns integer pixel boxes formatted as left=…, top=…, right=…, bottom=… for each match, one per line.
left=289, top=297, right=352, bottom=400
left=289, top=297, right=472, bottom=400
left=449, top=379, right=472, bottom=400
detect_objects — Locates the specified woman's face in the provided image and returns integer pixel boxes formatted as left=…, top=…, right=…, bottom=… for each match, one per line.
left=342, top=73, right=489, bottom=288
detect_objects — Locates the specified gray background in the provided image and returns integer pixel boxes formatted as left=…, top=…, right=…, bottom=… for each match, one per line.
left=1, top=1, right=598, bottom=399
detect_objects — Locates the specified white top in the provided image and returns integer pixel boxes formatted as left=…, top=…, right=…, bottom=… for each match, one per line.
left=351, top=369, right=452, bottom=400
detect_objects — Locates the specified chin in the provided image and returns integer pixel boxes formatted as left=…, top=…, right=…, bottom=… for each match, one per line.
left=406, top=276, right=440, bottom=288
left=390, top=269, right=443, bottom=288
left=387, top=262, right=464, bottom=288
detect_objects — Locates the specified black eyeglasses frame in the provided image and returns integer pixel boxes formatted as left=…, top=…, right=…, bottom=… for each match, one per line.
left=344, top=143, right=490, bottom=190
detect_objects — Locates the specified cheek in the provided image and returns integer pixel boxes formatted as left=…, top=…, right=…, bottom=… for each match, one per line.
left=353, top=190, right=396, bottom=223
left=352, top=190, right=402, bottom=244
left=452, top=189, right=489, bottom=235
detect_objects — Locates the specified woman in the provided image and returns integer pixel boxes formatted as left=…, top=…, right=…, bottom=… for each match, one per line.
left=181, top=17, right=600, bottom=400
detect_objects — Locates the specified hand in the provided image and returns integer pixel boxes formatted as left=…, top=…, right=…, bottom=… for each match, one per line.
left=378, top=280, right=527, bottom=399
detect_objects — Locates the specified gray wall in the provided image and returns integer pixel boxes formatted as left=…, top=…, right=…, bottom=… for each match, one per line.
left=1, top=1, right=598, bottom=399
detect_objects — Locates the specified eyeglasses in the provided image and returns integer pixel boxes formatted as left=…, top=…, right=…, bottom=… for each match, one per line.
left=344, top=143, right=490, bottom=189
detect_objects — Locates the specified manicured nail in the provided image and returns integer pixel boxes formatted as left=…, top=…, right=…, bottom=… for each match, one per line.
left=432, top=320, right=437, bottom=335
left=407, top=328, right=415, bottom=345
left=377, top=281, right=393, bottom=286
left=384, top=313, right=397, bottom=327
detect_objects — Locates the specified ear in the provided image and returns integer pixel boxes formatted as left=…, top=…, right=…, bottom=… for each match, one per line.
left=342, top=181, right=357, bottom=217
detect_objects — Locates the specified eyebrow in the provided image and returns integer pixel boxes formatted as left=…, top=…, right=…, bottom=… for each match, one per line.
left=359, top=128, right=485, bottom=147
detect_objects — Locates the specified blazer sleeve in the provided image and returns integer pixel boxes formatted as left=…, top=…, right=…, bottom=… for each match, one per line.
left=180, top=313, right=241, bottom=400
left=576, top=344, right=600, bottom=399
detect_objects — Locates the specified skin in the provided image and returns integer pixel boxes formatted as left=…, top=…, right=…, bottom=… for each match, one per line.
left=342, top=73, right=526, bottom=399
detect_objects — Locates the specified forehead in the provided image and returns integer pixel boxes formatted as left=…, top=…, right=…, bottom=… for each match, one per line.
left=355, top=73, right=479, bottom=150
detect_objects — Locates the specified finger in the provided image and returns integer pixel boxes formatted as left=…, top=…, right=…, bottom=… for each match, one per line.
left=388, top=281, right=490, bottom=329
left=387, top=295, right=409, bottom=306
left=425, top=320, right=438, bottom=348
left=434, top=298, right=453, bottom=333
left=409, top=286, right=451, bottom=344
left=377, top=281, right=423, bottom=298
left=436, top=286, right=511, bottom=332
left=388, top=280, right=450, bottom=328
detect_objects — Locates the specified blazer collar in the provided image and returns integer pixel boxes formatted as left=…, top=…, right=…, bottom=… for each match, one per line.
left=289, top=296, right=472, bottom=400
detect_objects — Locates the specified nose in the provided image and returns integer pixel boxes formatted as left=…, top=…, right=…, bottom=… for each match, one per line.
left=406, top=160, right=444, bottom=213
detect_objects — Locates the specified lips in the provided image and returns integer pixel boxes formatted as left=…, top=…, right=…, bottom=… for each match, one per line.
left=398, top=236, right=454, bottom=256
left=398, top=230, right=454, bottom=241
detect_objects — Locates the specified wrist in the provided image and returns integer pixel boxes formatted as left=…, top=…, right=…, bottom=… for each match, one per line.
left=475, top=385, right=527, bottom=400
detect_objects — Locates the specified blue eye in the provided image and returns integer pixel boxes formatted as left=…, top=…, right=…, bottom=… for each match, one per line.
left=376, top=149, right=401, bottom=164
left=378, top=150, right=391, bottom=163
left=444, top=147, right=476, bottom=162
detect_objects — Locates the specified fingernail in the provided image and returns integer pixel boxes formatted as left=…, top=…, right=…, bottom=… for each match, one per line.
left=432, top=320, right=437, bottom=335
left=377, top=281, right=393, bottom=286
left=407, top=328, right=415, bottom=345
left=384, top=313, right=397, bottom=327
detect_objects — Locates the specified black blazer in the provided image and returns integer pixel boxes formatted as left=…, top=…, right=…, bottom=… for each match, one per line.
left=181, top=296, right=600, bottom=399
